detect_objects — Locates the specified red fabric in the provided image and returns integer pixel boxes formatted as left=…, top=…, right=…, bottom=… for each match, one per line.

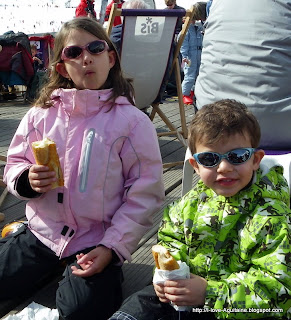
left=105, top=1, right=124, bottom=26
left=0, top=43, right=34, bottom=84
left=75, top=0, right=96, bottom=17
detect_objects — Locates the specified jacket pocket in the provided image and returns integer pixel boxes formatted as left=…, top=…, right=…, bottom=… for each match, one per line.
left=79, top=129, right=95, bottom=193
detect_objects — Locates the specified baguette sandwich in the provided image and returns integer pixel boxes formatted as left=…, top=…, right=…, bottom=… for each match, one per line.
left=152, top=244, right=179, bottom=270
left=32, top=138, right=64, bottom=189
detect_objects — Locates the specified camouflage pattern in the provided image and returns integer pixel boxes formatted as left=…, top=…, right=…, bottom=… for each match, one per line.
left=158, top=166, right=291, bottom=319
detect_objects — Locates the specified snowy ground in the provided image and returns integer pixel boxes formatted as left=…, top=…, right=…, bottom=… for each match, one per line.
left=0, top=0, right=197, bottom=35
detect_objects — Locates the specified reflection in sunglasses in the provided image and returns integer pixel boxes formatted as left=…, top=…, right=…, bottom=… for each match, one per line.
left=194, top=148, right=256, bottom=168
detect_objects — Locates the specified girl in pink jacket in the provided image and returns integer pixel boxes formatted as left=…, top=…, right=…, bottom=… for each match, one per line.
left=2, top=17, right=164, bottom=319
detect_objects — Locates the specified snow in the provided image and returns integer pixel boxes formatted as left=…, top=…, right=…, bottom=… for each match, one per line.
left=0, top=0, right=198, bottom=35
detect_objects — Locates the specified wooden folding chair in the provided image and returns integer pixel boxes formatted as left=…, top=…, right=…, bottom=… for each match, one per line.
left=106, top=5, right=196, bottom=151
left=0, top=156, right=7, bottom=222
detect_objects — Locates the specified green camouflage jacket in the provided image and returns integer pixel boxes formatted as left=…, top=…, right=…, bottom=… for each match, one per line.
left=158, top=166, right=291, bottom=319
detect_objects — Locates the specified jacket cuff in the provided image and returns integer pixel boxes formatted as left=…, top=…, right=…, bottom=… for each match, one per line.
left=15, top=169, right=41, bottom=198
left=97, top=244, right=121, bottom=265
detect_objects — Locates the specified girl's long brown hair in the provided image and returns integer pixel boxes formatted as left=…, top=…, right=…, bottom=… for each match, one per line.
left=35, top=17, right=135, bottom=108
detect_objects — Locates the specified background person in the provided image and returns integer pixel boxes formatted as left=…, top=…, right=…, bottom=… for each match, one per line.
left=164, top=0, right=185, bottom=34
left=105, top=0, right=125, bottom=26
left=75, top=0, right=97, bottom=18
left=179, top=2, right=206, bottom=105
left=30, top=43, right=44, bottom=72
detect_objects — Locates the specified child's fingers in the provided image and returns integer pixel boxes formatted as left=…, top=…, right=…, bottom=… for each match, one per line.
left=29, top=164, right=50, bottom=172
left=30, top=171, right=56, bottom=181
left=29, top=165, right=56, bottom=192
left=31, top=183, right=54, bottom=194
left=154, top=284, right=171, bottom=303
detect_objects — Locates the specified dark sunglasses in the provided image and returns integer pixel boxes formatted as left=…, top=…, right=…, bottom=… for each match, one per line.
left=193, top=148, right=256, bottom=168
left=61, top=40, right=109, bottom=60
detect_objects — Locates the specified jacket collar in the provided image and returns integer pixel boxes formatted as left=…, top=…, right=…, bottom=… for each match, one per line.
left=51, top=88, right=130, bottom=116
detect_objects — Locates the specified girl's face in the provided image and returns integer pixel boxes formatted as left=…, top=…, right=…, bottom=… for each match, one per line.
left=189, top=133, right=264, bottom=197
left=56, top=29, right=116, bottom=90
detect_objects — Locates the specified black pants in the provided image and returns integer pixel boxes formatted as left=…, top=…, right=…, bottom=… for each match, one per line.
left=0, top=225, right=123, bottom=320
left=110, top=285, right=216, bottom=320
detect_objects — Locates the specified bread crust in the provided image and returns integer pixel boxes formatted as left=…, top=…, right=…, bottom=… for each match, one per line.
left=152, top=244, right=179, bottom=270
left=32, top=138, right=64, bottom=189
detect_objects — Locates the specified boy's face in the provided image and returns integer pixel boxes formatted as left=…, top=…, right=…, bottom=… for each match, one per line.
left=189, top=133, right=264, bottom=197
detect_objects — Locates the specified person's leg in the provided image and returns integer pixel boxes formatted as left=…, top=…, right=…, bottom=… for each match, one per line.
left=0, top=225, right=60, bottom=299
left=56, top=259, right=123, bottom=320
left=110, top=285, right=218, bottom=320
left=110, top=285, right=178, bottom=320
left=182, top=64, right=195, bottom=97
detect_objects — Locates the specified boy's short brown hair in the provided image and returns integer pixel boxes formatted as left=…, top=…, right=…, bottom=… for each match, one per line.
left=188, top=99, right=261, bottom=154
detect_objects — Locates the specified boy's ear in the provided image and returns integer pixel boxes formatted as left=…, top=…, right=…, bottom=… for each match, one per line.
left=253, top=149, right=265, bottom=170
left=56, top=62, right=70, bottom=79
left=189, top=157, right=201, bottom=176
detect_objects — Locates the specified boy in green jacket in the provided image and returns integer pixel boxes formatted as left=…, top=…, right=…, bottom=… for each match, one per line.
left=110, top=99, right=291, bottom=320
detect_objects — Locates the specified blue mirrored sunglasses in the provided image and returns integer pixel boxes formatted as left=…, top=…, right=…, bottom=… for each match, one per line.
left=193, top=148, right=256, bottom=168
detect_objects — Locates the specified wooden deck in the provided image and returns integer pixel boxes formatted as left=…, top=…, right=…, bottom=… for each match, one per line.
left=0, top=94, right=199, bottom=318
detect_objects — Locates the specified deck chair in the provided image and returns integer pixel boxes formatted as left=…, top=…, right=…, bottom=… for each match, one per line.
left=29, top=34, right=54, bottom=70
left=181, top=148, right=291, bottom=198
left=106, top=5, right=196, bottom=150
left=0, top=156, right=7, bottom=221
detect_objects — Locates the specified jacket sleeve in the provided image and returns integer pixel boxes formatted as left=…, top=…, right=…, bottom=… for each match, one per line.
left=75, top=2, right=87, bottom=17
left=104, top=1, right=113, bottom=21
left=204, top=212, right=291, bottom=319
left=179, top=29, right=190, bottom=59
left=158, top=196, right=291, bottom=319
left=157, top=193, right=199, bottom=265
left=99, top=116, right=165, bottom=262
left=4, top=109, right=39, bottom=200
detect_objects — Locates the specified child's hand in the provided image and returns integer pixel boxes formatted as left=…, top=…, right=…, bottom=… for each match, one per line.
left=71, top=246, right=113, bottom=277
left=154, top=274, right=207, bottom=307
left=32, top=56, right=42, bottom=64
left=28, top=164, right=56, bottom=193
left=154, top=282, right=171, bottom=303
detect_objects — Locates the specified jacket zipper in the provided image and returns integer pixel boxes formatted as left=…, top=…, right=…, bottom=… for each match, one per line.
left=80, top=129, right=95, bottom=193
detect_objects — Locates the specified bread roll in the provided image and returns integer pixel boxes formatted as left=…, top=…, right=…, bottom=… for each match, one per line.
left=152, top=244, right=179, bottom=270
left=32, top=138, right=64, bottom=189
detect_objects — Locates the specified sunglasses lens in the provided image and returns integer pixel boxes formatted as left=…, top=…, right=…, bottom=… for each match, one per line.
left=227, top=149, right=251, bottom=164
left=88, top=41, right=106, bottom=54
left=64, top=46, right=83, bottom=59
left=198, top=153, right=220, bottom=167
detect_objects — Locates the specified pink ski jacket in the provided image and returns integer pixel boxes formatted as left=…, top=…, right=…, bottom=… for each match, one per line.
left=4, top=88, right=165, bottom=261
